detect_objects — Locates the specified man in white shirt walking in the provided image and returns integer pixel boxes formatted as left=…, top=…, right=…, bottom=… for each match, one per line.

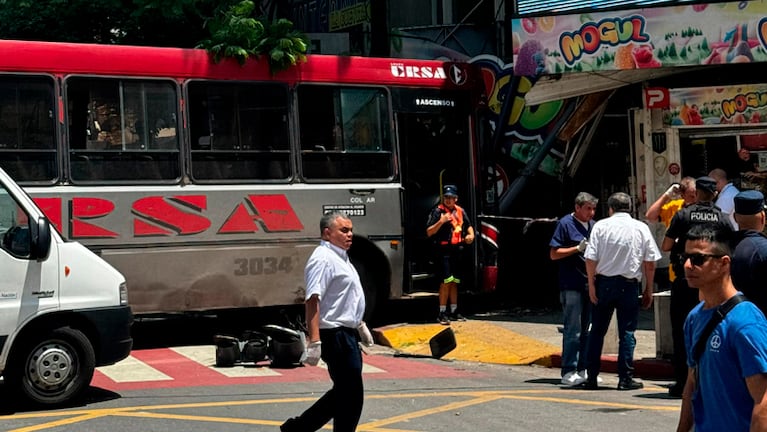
left=281, top=211, right=372, bottom=432
left=580, top=192, right=662, bottom=390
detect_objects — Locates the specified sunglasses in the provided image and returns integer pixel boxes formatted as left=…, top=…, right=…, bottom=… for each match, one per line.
left=679, top=253, right=725, bottom=267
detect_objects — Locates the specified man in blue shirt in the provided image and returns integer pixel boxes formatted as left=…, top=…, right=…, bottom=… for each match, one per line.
left=549, top=192, right=598, bottom=386
left=677, top=224, right=767, bottom=432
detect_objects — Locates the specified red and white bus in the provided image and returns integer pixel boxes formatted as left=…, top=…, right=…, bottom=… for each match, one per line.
left=0, top=39, right=483, bottom=319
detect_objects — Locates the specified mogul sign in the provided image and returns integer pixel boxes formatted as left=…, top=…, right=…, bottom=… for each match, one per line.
left=511, top=1, right=767, bottom=75
left=662, top=83, right=767, bottom=126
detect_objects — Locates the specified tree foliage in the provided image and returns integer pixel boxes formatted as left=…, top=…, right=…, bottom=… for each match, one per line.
left=197, top=1, right=307, bottom=73
left=0, top=0, right=308, bottom=71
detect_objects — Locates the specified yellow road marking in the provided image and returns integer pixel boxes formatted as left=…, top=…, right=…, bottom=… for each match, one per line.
left=2, top=389, right=680, bottom=431
left=359, top=395, right=504, bottom=429
left=8, top=413, right=108, bottom=432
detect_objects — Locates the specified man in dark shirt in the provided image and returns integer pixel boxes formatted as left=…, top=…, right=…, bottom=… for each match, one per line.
left=549, top=192, right=598, bottom=386
left=731, top=190, right=767, bottom=313
left=662, top=176, right=734, bottom=397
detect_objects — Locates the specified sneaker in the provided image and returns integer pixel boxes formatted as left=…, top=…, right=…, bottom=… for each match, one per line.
left=578, top=370, right=603, bottom=384
left=450, top=312, right=467, bottom=321
left=561, top=371, right=586, bottom=386
left=437, top=312, right=450, bottom=325
left=617, top=378, right=644, bottom=391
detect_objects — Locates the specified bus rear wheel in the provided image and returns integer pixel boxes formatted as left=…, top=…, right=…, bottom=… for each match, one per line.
left=7, top=326, right=96, bottom=407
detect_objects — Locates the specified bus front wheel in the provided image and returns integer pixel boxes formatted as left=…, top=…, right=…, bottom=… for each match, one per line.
left=7, top=326, right=96, bottom=407
left=352, top=258, right=385, bottom=324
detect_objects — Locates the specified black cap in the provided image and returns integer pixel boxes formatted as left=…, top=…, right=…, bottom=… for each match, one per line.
left=734, top=190, right=766, bottom=215
left=443, top=185, right=458, bottom=197
left=695, top=176, right=717, bottom=194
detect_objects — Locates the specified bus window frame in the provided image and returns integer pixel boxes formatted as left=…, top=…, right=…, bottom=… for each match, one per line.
left=0, top=73, right=60, bottom=186
left=295, top=83, right=397, bottom=184
left=63, top=74, right=184, bottom=186
left=184, top=79, right=293, bottom=185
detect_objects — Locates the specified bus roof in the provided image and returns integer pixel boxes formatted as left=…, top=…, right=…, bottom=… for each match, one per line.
left=0, top=39, right=474, bottom=89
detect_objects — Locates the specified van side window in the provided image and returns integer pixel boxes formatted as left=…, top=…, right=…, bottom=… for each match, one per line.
left=66, top=77, right=181, bottom=183
left=0, top=187, right=31, bottom=258
left=0, top=76, right=57, bottom=184
left=297, top=85, right=393, bottom=181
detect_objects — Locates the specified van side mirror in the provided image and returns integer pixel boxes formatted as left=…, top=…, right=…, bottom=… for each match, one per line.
left=30, top=216, right=51, bottom=261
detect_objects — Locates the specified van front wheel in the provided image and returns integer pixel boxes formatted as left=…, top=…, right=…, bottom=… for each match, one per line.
left=7, top=327, right=96, bottom=407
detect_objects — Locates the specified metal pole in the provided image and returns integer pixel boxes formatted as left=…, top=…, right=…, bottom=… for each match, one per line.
left=499, top=101, right=577, bottom=214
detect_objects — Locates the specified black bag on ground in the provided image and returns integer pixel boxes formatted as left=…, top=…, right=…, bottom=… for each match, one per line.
left=213, top=335, right=241, bottom=367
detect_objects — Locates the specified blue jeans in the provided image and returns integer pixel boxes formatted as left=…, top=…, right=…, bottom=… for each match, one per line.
left=586, top=275, right=640, bottom=381
left=560, top=289, right=591, bottom=376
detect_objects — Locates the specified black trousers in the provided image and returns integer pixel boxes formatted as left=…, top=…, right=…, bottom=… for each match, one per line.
left=292, top=326, right=363, bottom=432
left=670, top=276, right=700, bottom=386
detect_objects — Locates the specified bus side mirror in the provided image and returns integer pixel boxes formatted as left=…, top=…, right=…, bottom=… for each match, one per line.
left=30, top=216, right=51, bottom=261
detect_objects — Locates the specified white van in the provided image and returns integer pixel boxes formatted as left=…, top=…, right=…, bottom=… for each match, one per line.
left=0, top=167, right=132, bottom=406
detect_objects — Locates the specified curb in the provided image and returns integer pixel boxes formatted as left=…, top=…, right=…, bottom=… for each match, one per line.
left=372, top=323, right=673, bottom=380
left=549, top=354, right=674, bottom=380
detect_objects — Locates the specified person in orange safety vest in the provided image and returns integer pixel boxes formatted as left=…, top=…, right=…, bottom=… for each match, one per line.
left=426, top=184, right=475, bottom=325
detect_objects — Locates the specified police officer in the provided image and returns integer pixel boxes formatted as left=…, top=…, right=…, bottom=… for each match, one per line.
left=661, top=176, right=734, bottom=397
left=731, top=190, right=767, bottom=313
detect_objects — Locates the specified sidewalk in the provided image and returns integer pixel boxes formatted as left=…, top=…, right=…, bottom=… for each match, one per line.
left=373, top=305, right=674, bottom=380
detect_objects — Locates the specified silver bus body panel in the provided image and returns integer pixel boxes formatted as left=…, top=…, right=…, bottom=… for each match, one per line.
left=24, top=183, right=404, bottom=314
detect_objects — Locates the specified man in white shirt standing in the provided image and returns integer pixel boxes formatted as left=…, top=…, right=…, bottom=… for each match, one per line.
left=579, top=192, right=662, bottom=390
left=710, top=168, right=739, bottom=229
left=281, top=211, right=373, bottom=432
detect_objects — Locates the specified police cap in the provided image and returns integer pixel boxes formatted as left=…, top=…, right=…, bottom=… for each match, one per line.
left=734, top=190, right=767, bottom=215
left=443, top=185, right=458, bottom=197
left=695, top=176, right=717, bottom=194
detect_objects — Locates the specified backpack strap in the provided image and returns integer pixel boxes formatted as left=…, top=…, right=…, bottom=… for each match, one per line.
left=692, top=294, right=746, bottom=363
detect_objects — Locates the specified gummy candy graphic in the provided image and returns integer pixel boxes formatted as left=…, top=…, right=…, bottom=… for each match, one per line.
left=515, top=39, right=546, bottom=76
left=632, top=45, right=662, bottom=68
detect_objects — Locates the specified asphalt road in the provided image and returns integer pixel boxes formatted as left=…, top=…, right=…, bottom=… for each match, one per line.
left=1, top=356, right=682, bottom=432
left=0, top=296, right=682, bottom=431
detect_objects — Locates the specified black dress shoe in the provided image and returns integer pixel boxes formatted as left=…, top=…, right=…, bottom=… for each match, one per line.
left=668, top=383, right=684, bottom=398
left=280, top=417, right=300, bottom=432
left=575, top=380, right=598, bottom=390
left=617, top=378, right=644, bottom=391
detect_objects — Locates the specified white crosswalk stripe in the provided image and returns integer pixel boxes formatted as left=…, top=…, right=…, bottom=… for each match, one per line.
left=97, top=355, right=173, bottom=383
left=171, top=346, right=281, bottom=377
left=316, top=360, right=385, bottom=374
left=96, top=345, right=387, bottom=383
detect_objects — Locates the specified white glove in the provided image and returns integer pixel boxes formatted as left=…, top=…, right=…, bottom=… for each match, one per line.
left=304, top=341, right=321, bottom=366
left=358, top=321, right=374, bottom=347
left=665, top=183, right=681, bottom=199
left=577, top=238, right=588, bottom=253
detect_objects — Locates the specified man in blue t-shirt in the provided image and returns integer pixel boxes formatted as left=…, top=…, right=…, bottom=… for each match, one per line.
left=677, top=224, right=767, bottom=432
left=549, top=192, right=598, bottom=386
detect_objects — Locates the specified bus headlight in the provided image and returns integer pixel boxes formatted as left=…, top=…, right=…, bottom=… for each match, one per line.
left=119, top=282, right=129, bottom=305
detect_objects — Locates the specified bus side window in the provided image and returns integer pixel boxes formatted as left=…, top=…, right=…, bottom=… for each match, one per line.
left=66, top=77, right=181, bottom=183
left=187, top=81, right=291, bottom=183
left=297, top=85, right=393, bottom=180
left=0, top=76, right=57, bottom=183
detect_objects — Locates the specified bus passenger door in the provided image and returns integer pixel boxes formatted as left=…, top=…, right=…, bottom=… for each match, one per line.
left=395, top=99, right=475, bottom=294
